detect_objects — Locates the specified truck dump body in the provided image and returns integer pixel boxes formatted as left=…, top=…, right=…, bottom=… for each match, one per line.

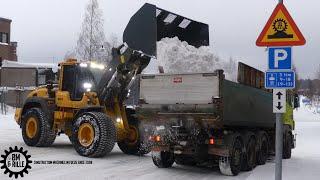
left=222, top=80, right=275, bottom=128
left=137, top=71, right=275, bottom=129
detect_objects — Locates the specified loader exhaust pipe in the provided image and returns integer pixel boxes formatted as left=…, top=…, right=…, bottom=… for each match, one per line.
left=123, top=3, right=210, bottom=57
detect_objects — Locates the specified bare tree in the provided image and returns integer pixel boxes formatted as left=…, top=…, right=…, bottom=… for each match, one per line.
left=76, top=0, right=106, bottom=62
left=316, top=64, right=320, bottom=80
left=101, top=34, right=120, bottom=62
left=64, top=50, right=76, bottom=60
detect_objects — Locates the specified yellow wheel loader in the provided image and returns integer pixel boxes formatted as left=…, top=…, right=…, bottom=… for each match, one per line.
left=13, top=3, right=209, bottom=157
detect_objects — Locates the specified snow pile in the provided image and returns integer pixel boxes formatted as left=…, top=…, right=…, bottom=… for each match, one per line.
left=143, top=37, right=237, bottom=81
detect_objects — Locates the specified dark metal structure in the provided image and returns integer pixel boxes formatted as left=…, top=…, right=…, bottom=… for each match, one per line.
left=123, top=3, right=209, bottom=57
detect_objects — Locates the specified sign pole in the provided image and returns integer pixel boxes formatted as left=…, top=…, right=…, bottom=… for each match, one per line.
left=275, top=113, right=283, bottom=180
left=257, top=0, right=305, bottom=179
left=276, top=1, right=284, bottom=179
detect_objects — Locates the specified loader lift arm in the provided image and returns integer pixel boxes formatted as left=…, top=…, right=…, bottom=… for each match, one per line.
left=97, top=44, right=150, bottom=107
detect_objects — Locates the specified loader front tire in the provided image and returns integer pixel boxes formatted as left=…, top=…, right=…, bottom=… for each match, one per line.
left=118, top=109, right=150, bottom=155
left=21, top=108, right=56, bottom=147
left=71, top=112, right=116, bottom=157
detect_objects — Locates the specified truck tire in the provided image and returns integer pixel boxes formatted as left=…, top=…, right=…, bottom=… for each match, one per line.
left=219, top=135, right=243, bottom=176
left=241, top=132, right=256, bottom=171
left=152, top=151, right=175, bottom=168
left=21, top=108, right=56, bottom=147
left=175, top=155, right=196, bottom=166
left=256, top=131, right=269, bottom=165
left=283, top=130, right=292, bottom=159
left=118, top=109, right=150, bottom=155
left=71, top=112, right=116, bottom=157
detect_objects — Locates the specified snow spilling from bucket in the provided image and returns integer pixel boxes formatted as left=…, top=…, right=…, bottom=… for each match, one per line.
left=143, top=37, right=237, bottom=82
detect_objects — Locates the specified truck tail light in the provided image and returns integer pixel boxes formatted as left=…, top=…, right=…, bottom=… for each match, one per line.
left=209, top=138, right=215, bottom=145
left=149, top=135, right=161, bottom=142
left=155, top=135, right=161, bottom=142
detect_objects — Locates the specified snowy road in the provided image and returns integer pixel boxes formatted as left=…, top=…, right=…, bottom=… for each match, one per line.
left=1, top=106, right=320, bottom=180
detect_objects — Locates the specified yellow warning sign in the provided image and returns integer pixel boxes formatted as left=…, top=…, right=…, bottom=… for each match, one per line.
left=256, top=3, right=305, bottom=46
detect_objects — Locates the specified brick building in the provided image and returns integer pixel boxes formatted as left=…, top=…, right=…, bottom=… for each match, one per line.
left=0, top=17, right=17, bottom=64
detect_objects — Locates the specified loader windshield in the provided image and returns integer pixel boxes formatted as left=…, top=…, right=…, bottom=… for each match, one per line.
left=78, top=62, right=106, bottom=92
left=61, top=62, right=106, bottom=100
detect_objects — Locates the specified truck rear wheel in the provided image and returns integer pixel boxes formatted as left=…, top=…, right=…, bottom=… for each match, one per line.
left=219, top=136, right=243, bottom=176
left=256, top=131, right=269, bottom=165
left=21, top=108, right=56, bottom=147
left=71, top=112, right=116, bottom=157
left=283, top=131, right=292, bottom=159
left=118, top=109, right=150, bottom=155
left=152, top=151, right=175, bottom=168
left=241, top=132, right=256, bottom=171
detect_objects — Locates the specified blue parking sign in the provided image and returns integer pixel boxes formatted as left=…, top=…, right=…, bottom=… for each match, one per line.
left=265, top=71, right=295, bottom=89
left=268, top=47, right=292, bottom=70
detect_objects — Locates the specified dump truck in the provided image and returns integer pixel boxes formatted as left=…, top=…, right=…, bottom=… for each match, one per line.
left=13, top=3, right=208, bottom=157
left=136, top=63, right=298, bottom=176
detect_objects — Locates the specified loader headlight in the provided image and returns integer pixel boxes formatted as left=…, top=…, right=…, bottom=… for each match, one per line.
left=83, top=83, right=92, bottom=91
left=116, top=117, right=122, bottom=123
left=80, top=63, right=88, bottom=68
left=90, top=62, right=105, bottom=70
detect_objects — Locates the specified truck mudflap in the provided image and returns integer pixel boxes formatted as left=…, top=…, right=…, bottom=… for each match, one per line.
left=152, top=145, right=170, bottom=152
left=208, top=145, right=229, bottom=157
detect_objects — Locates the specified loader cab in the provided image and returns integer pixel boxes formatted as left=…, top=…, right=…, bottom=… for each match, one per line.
left=58, top=59, right=105, bottom=101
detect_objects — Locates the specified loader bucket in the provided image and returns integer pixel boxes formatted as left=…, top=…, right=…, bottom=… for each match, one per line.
left=123, top=3, right=209, bottom=57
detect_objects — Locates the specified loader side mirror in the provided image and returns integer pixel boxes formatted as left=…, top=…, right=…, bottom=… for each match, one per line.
left=294, top=94, right=300, bottom=108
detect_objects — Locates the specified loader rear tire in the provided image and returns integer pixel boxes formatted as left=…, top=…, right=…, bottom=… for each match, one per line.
left=152, top=151, right=175, bottom=168
left=118, top=109, right=150, bottom=155
left=71, top=112, right=116, bottom=157
left=21, top=108, right=56, bottom=147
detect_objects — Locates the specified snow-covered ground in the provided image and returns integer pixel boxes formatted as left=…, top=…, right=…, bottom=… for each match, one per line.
left=0, top=99, right=320, bottom=180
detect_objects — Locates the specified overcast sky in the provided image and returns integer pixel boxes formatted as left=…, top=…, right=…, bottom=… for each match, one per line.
left=0, top=0, right=318, bottom=79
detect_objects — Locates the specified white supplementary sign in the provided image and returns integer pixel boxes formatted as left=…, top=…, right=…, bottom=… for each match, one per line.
left=273, top=89, right=286, bottom=113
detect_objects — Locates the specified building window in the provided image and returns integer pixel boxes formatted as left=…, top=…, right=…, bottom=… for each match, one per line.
left=0, top=33, right=8, bottom=43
